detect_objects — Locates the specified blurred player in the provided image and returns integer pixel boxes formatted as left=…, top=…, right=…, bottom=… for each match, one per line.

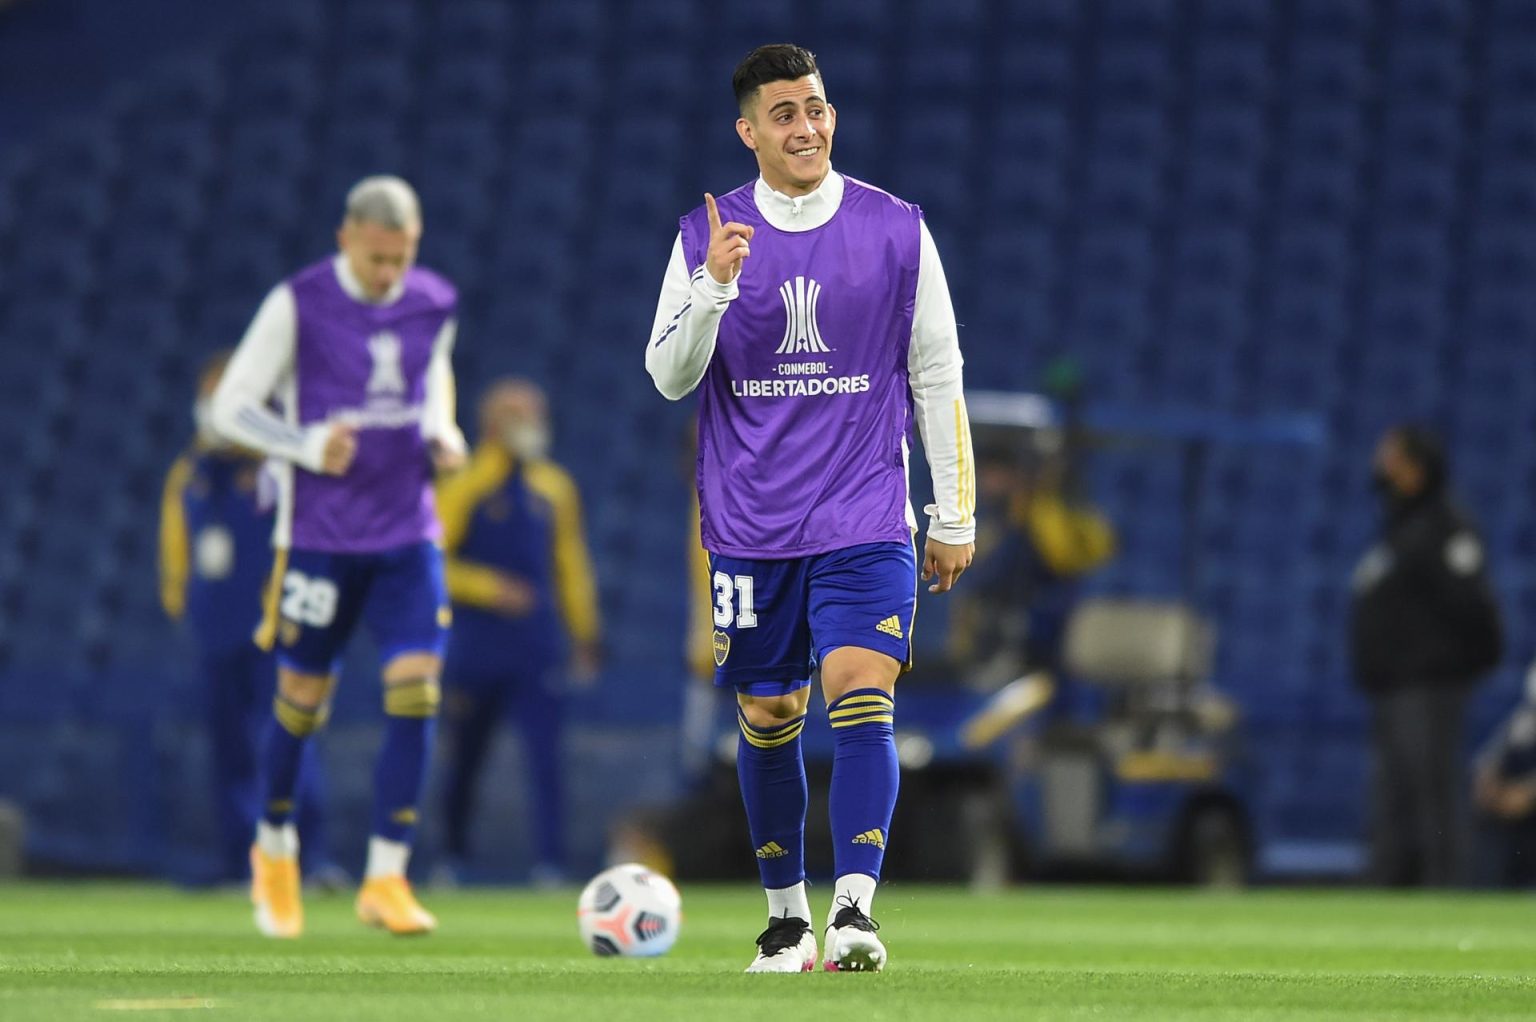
left=159, top=351, right=337, bottom=887
left=211, top=176, right=466, bottom=937
left=434, top=378, right=601, bottom=885
left=646, top=45, right=976, bottom=973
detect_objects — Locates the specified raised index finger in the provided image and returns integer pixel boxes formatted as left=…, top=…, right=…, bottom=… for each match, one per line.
left=704, top=192, right=722, bottom=233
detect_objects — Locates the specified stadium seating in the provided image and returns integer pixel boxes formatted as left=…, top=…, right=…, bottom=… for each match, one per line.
left=1, top=0, right=1532, bottom=880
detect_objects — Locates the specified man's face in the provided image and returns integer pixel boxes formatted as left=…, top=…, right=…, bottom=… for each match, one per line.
left=483, top=384, right=549, bottom=459
left=1373, top=433, right=1424, bottom=498
left=337, top=219, right=420, bottom=300
left=737, top=75, right=835, bottom=197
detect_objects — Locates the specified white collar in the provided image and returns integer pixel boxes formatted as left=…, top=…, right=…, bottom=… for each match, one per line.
left=752, top=169, right=844, bottom=232
left=332, top=253, right=406, bottom=306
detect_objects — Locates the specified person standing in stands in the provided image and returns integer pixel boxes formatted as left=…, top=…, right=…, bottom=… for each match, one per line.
left=1351, top=424, right=1503, bottom=886
left=434, top=379, right=600, bottom=885
left=159, top=351, right=339, bottom=887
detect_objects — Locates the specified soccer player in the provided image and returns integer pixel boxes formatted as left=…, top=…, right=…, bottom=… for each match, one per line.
left=210, top=176, right=467, bottom=937
left=646, top=45, right=976, bottom=973
left=434, top=378, right=601, bottom=885
left=159, top=351, right=336, bottom=887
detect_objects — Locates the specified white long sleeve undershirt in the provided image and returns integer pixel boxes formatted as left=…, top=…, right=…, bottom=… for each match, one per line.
left=211, top=255, right=464, bottom=472
left=645, top=170, right=976, bottom=546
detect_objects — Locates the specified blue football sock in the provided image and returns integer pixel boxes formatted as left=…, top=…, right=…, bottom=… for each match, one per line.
left=373, top=677, right=440, bottom=844
left=736, top=706, right=809, bottom=894
left=259, top=695, right=327, bottom=828
left=827, top=688, right=898, bottom=882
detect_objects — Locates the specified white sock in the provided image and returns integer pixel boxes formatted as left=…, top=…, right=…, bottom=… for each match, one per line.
left=365, top=836, right=411, bottom=880
left=255, top=821, right=297, bottom=859
left=765, top=882, right=812, bottom=924
left=828, top=873, right=877, bottom=928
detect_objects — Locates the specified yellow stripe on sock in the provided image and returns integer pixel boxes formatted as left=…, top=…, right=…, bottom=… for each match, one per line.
left=829, top=699, right=894, bottom=720
left=739, top=718, right=805, bottom=749
left=384, top=679, right=441, bottom=718
left=829, top=694, right=894, bottom=711
left=273, top=696, right=324, bottom=737
left=830, top=714, right=894, bottom=729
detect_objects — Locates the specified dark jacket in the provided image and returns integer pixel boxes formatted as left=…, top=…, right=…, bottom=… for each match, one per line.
left=1350, top=490, right=1503, bottom=694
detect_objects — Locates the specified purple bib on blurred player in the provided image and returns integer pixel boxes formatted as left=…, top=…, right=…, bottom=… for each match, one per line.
left=285, top=259, right=456, bottom=552
left=679, top=176, right=922, bottom=558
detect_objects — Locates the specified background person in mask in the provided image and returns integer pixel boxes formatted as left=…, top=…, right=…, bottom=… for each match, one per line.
left=159, top=351, right=339, bottom=886
left=433, top=378, right=601, bottom=884
left=1350, top=424, right=1503, bottom=886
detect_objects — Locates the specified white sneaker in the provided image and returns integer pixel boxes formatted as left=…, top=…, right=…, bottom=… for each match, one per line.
left=822, top=896, right=885, bottom=972
left=745, top=915, right=817, bottom=973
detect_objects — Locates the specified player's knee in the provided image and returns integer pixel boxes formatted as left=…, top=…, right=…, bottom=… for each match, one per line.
left=275, top=670, right=336, bottom=735
left=820, top=648, right=899, bottom=704
left=738, top=690, right=810, bottom=729
left=384, top=676, right=441, bottom=718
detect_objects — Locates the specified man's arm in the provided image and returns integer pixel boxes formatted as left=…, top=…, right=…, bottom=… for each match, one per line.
left=909, top=220, right=977, bottom=590
left=158, top=455, right=193, bottom=621
left=645, top=215, right=744, bottom=400
left=422, top=318, right=468, bottom=469
left=209, top=285, right=342, bottom=472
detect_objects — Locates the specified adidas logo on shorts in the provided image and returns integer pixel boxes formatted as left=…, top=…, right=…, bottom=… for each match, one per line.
left=875, top=615, right=904, bottom=639
left=851, top=829, right=886, bottom=850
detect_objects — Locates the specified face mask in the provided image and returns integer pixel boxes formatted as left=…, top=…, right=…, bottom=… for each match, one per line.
left=503, top=422, right=549, bottom=461
left=193, top=398, right=223, bottom=449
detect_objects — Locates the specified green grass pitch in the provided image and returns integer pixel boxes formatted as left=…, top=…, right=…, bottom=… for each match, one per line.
left=1, top=882, right=1533, bottom=1020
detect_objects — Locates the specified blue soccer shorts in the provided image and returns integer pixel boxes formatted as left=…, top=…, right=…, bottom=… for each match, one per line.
left=259, top=540, right=450, bottom=676
left=708, top=540, right=917, bottom=696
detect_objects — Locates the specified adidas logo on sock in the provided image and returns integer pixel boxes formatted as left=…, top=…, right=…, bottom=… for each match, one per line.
left=875, top=615, right=904, bottom=638
left=851, top=829, right=886, bottom=850
left=755, top=841, right=789, bottom=859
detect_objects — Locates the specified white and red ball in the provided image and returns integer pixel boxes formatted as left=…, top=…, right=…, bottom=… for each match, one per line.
left=576, top=863, right=682, bottom=957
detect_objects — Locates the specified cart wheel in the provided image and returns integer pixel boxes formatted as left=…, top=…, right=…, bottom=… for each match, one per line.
left=1180, top=805, right=1249, bottom=888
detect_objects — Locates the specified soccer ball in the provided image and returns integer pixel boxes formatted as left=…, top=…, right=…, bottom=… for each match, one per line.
left=576, top=863, right=682, bottom=957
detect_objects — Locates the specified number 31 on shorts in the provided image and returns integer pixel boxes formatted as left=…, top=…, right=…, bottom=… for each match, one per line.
left=712, top=571, right=758, bottom=629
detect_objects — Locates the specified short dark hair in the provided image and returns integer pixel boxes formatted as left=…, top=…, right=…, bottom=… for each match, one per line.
left=732, top=44, right=823, bottom=113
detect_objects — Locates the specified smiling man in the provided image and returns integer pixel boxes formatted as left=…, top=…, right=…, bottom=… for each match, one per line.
left=646, top=44, right=977, bottom=974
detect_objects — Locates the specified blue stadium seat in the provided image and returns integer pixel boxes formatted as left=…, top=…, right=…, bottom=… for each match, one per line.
left=1288, top=39, right=1369, bottom=103
left=530, top=0, right=606, bottom=45
left=1385, top=38, right=1467, bottom=101
left=1172, top=229, right=1249, bottom=291
left=1397, top=0, right=1467, bottom=34
left=228, top=57, right=320, bottom=118
left=124, top=60, right=222, bottom=123
left=1187, top=106, right=1266, bottom=167
left=1381, top=105, right=1460, bottom=163
left=1377, top=163, right=1458, bottom=220
left=336, top=0, right=417, bottom=56
left=1195, top=0, right=1269, bottom=36
left=31, top=126, right=118, bottom=185
left=1367, top=227, right=1449, bottom=286
left=226, top=119, right=309, bottom=181
left=21, top=179, right=111, bottom=237
left=1292, top=0, right=1373, bottom=37
left=1100, top=0, right=1177, bottom=36
left=417, top=118, right=502, bottom=187
left=997, top=41, right=1075, bottom=104
left=118, top=181, right=206, bottom=237
left=1094, top=41, right=1171, bottom=103
left=1276, top=163, right=1357, bottom=221
left=526, top=53, right=606, bottom=109
left=1285, top=106, right=1364, bottom=165
left=1179, top=163, right=1261, bottom=223
left=243, top=2, right=326, bottom=55
left=434, top=0, right=517, bottom=56
left=1488, top=36, right=1536, bottom=102
left=1190, top=43, right=1271, bottom=106
left=1478, top=165, right=1536, bottom=222
left=333, top=57, right=416, bottom=116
